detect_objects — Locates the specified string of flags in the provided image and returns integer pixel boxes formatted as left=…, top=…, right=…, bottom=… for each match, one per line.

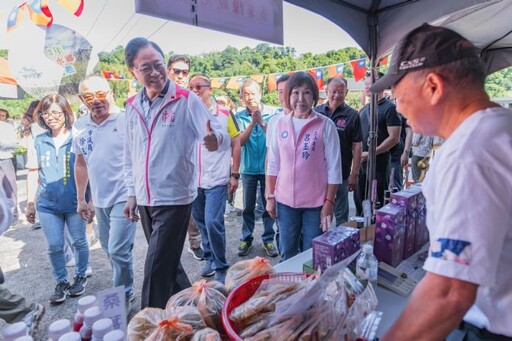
left=100, top=56, right=388, bottom=91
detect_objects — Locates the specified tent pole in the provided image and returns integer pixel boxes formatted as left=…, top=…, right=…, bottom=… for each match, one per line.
left=366, top=4, right=379, bottom=217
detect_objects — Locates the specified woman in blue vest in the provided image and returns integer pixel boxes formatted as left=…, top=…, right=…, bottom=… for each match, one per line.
left=25, top=94, right=89, bottom=304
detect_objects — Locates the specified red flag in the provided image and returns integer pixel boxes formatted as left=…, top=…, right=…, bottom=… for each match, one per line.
left=350, top=58, right=367, bottom=82
left=379, top=55, right=389, bottom=66
left=101, top=70, right=113, bottom=79
left=308, top=67, right=324, bottom=89
left=267, top=74, right=276, bottom=92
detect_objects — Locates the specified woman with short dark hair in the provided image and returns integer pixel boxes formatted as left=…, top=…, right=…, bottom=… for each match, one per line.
left=266, top=71, right=342, bottom=261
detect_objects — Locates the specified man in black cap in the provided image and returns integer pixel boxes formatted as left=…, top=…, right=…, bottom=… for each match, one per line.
left=373, top=24, right=512, bottom=341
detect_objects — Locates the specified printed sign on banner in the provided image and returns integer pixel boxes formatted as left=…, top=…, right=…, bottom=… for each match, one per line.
left=97, top=286, right=127, bottom=332
left=135, top=0, right=284, bottom=45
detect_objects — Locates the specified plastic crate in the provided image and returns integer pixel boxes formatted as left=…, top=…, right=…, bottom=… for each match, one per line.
left=221, top=272, right=309, bottom=341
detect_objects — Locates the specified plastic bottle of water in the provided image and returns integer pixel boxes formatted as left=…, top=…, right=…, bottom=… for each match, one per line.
left=356, top=244, right=378, bottom=286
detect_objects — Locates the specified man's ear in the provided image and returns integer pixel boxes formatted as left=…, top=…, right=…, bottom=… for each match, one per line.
left=129, top=68, right=137, bottom=80
left=78, top=95, right=85, bottom=105
left=424, top=72, right=444, bottom=106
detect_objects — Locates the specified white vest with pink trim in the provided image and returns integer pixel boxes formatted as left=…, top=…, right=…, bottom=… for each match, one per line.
left=275, top=112, right=328, bottom=208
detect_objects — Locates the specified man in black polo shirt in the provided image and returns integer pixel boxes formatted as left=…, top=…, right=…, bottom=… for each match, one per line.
left=355, top=73, right=401, bottom=215
left=315, top=77, right=362, bottom=225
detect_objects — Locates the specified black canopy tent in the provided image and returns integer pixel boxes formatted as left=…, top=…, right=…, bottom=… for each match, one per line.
left=285, top=0, right=512, bottom=209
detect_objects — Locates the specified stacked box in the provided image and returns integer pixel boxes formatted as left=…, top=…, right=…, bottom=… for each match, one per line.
left=391, top=189, right=418, bottom=258
left=408, top=184, right=429, bottom=251
left=375, top=203, right=406, bottom=267
left=312, top=226, right=360, bottom=272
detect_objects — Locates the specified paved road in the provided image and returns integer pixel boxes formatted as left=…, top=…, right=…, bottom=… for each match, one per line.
left=0, top=171, right=355, bottom=339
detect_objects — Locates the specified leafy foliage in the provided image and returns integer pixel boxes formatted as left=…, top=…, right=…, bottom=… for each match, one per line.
left=1, top=46, right=511, bottom=118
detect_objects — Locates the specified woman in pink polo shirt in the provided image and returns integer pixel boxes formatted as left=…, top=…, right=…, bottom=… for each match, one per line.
left=266, top=71, right=342, bottom=261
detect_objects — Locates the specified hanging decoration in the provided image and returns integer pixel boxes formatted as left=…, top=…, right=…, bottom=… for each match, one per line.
left=6, top=0, right=84, bottom=32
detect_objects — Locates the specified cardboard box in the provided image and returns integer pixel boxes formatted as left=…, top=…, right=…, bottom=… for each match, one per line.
left=312, top=226, right=360, bottom=272
left=375, top=203, right=406, bottom=267
left=341, top=220, right=375, bottom=244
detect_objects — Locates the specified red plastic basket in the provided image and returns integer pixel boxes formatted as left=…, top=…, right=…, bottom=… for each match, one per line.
left=221, top=272, right=310, bottom=341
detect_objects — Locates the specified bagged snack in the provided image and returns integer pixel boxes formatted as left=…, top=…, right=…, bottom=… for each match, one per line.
left=225, top=257, right=275, bottom=292
left=166, top=280, right=226, bottom=334
left=190, top=327, right=221, bottom=341
left=127, top=306, right=206, bottom=341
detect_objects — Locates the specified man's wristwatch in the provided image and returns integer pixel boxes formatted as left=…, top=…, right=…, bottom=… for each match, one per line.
left=230, top=172, right=240, bottom=180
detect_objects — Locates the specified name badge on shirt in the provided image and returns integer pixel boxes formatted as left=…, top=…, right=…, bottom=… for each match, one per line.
left=161, top=109, right=175, bottom=127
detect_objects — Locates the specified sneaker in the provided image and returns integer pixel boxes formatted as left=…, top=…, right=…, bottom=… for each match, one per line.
left=69, top=276, right=87, bottom=297
left=214, top=270, right=227, bottom=284
left=22, top=303, right=45, bottom=334
left=50, top=282, right=70, bottom=304
left=263, top=242, right=278, bottom=257
left=187, top=247, right=204, bottom=261
left=201, top=261, right=215, bottom=277
left=237, top=241, right=253, bottom=256
left=31, top=221, right=41, bottom=230
left=85, top=265, right=93, bottom=278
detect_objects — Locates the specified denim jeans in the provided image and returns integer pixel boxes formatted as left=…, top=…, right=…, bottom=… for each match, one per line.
left=192, top=185, right=229, bottom=271
left=334, top=180, right=349, bottom=226
left=241, top=174, right=275, bottom=244
left=276, top=202, right=322, bottom=261
left=95, top=202, right=137, bottom=298
left=39, top=211, right=89, bottom=283
left=391, top=158, right=403, bottom=190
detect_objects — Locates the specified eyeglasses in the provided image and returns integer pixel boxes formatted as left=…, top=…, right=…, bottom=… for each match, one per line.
left=134, top=62, right=166, bottom=75
left=190, top=84, right=210, bottom=91
left=170, top=68, right=189, bottom=76
left=81, top=91, right=110, bottom=105
left=40, top=110, right=64, bottom=119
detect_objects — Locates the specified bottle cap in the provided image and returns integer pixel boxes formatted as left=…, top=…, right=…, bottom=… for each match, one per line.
left=83, top=306, right=103, bottom=325
left=58, top=332, right=81, bottom=341
left=103, top=330, right=125, bottom=341
left=92, top=318, right=113, bottom=338
left=48, top=319, right=72, bottom=338
left=14, top=336, right=33, bottom=341
left=362, top=243, right=374, bottom=254
left=77, top=295, right=97, bottom=314
left=3, top=322, right=28, bottom=338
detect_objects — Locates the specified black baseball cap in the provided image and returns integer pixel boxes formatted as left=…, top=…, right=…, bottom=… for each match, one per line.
left=370, top=24, right=481, bottom=92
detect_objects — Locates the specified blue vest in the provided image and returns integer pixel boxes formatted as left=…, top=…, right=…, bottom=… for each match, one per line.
left=34, top=132, right=85, bottom=213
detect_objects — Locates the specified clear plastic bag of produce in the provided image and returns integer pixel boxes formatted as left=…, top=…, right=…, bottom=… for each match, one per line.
left=234, top=250, right=381, bottom=340
left=190, top=327, right=222, bottom=341
left=166, top=280, right=227, bottom=334
left=127, top=306, right=206, bottom=341
left=225, top=256, right=275, bottom=292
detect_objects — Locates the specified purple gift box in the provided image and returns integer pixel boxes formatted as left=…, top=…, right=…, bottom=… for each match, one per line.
left=415, top=214, right=429, bottom=251
left=391, top=189, right=418, bottom=259
left=312, top=226, right=360, bottom=272
left=375, top=203, right=406, bottom=267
